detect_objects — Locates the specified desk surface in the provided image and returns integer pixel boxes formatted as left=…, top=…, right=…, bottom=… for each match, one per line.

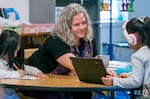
left=0, top=74, right=125, bottom=91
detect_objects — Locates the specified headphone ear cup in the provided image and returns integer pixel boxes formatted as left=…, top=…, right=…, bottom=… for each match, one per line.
left=123, top=28, right=138, bottom=45
left=128, top=34, right=138, bottom=45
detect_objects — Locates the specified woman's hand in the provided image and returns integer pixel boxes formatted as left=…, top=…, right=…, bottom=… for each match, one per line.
left=17, top=69, right=24, bottom=77
left=68, top=70, right=76, bottom=76
left=101, top=75, right=113, bottom=86
left=35, top=72, right=49, bottom=79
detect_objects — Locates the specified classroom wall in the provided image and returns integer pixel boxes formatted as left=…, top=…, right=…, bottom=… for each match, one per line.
left=0, top=0, right=149, bottom=23
left=0, top=0, right=150, bottom=61
left=0, top=0, right=29, bottom=22
left=129, top=0, right=150, bottom=18
left=99, top=0, right=150, bottom=61
left=99, top=22, right=134, bottom=62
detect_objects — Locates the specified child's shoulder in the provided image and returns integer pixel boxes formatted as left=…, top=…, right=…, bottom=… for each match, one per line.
left=0, top=58, right=7, bottom=65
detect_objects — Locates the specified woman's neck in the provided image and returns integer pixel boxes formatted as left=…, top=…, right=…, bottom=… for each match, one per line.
left=75, top=38, right=80, bottom=47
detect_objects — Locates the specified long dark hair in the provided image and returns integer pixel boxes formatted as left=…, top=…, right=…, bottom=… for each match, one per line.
left=0, top=30, right=24, bottom=70
left=126, top=17, right=150, bottom=48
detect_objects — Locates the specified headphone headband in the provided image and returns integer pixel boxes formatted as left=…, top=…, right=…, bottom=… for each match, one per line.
left=136, top=17, right=145, bottom=24
left=122, top=21, right=138, bottom=45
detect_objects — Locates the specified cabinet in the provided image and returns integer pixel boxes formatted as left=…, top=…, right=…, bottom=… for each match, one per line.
left=21, top=32, right=49, bottom=49
left=25, top=0, right=56, bottom=48
left=29, top=0, right=55, bottom=23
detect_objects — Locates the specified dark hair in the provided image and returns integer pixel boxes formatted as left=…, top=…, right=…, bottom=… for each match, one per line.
left=0, top=30, right=24, bottom=70
left=126, top=17, right=150, bottom=48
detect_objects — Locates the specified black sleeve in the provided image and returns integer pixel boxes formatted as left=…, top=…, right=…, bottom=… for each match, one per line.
left=92, top=39, right=98, bottom=57
left=43, top=36, right=71, bottom=59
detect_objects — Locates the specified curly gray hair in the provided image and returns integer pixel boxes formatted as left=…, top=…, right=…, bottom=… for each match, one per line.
left=51, top=3, right=93, bottom=46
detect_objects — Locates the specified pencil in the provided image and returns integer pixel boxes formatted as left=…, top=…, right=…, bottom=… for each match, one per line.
left=13, top=63, right=19, bottom=70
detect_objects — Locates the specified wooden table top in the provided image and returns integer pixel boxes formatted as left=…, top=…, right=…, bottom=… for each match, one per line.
left=0, top=74, right=116, bottom=91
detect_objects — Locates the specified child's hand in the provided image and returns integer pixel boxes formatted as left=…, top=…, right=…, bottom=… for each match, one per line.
left=101, top=75, right=113, bottom=86
left=35, top=72, right=48, bottom=79
left=17, top=69, right=24, bottom=77
left=106, top=69, right=117, bottom=77
left=118, top=73, right=128, bottom=78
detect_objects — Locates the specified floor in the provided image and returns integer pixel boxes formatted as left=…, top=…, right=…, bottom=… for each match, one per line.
left=92, top=91, right=140, bottom=99
left=19, top=90, right=140, bottom=99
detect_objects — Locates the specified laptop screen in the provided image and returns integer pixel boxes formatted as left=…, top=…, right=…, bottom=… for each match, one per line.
left=70, top=57, right=107, bottom=84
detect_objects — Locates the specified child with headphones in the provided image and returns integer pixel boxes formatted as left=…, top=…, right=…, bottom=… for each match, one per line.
left=101, top=17, right=150, bottom=98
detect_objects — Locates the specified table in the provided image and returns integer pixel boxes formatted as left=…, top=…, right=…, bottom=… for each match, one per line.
left=0, top=74, right=106, bottom=91
left=0, top=74, right=138, bottom=99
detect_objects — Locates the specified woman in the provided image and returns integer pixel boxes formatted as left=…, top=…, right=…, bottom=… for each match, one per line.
left=22, top=3, right=98, bottom=99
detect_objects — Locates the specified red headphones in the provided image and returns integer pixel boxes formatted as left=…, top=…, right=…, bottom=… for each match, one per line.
left=122, top=22, right=139, bottom=45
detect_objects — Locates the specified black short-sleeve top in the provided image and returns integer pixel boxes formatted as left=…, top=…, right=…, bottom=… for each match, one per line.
left=27, top=36, right=97, bottom=73
left=27, top=36, right=71, bottom=73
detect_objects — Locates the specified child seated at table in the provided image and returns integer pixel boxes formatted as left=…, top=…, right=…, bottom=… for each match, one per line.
left=0, top=30, right=48, bottom=99
left=102, top=17, right=150, bottom=98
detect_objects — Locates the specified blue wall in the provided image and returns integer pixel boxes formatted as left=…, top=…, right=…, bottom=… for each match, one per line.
left=129, top=0, right=150, bottom=18
left=99, top=22, right=134, bottom=62
left=99, top=0, right=150, bottom=62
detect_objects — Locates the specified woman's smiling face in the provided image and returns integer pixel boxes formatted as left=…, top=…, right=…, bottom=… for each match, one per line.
left=71, top=13, right=87, bottom=40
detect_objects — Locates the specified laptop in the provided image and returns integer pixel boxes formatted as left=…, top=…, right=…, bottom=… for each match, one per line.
left=70, top=57, right=107, bottom=84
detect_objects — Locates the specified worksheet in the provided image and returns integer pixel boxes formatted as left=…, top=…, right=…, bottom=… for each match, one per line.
left=19, top=75, right=38, bottom=80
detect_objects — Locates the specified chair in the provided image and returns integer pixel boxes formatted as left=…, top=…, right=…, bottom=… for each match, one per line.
left=24, top=48, right=38, bottom=59
left=17, top=48, right=38, bottom=99
left=17, top=92, right=37, bottom=99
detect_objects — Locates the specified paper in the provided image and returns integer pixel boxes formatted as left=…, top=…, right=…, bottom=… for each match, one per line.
left=108, top=60, right=131, bottom=68
left=19, top=75, right=38, bottom=80
left=97, top=55, right=110, bottom=68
